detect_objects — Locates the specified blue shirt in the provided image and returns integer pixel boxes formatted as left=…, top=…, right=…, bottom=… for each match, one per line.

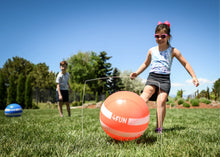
left=149, top=46, right=173, bottom=74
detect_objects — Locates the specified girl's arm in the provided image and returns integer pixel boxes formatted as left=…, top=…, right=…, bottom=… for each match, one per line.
left=130, top=49, right=152, bottom=80
left=172, top=48, right=199, bottom=87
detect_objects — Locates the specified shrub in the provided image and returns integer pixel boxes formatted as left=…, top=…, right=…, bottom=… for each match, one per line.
left=190, top=99, right=200, bottom=106
left=167, top=99, right=174, bottom=105
left=167, top=98, right=176, bottom=107
left=72, top=101, right=81, bottom=106
left=170, top=103, right=176, bottom=107
left=72, top=101, right=83, bottom=106
left=32, top=103, right=40, bottom=109
left=183, top=102, right=190, bottom=108
left=178, top=98, right=185, bottom=105
left=199, top=98, right=211, bottom=104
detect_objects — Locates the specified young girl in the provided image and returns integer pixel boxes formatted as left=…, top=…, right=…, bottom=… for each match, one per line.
left=130, top=21, right=199, bottom=133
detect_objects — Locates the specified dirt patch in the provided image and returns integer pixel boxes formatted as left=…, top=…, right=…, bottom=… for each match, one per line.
left=148, top=101, right=220, bottom=109
left=85, top=101, right=220, bottom=109
left=87, top=105, right=97, bottom=109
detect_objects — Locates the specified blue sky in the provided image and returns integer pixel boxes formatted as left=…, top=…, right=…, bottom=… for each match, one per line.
left=0, top=0, right=219, bottom=96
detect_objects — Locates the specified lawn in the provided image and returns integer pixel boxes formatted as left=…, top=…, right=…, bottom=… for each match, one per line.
left=0, top=108, right=219, bottom=156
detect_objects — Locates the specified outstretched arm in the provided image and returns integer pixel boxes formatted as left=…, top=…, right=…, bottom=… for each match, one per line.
left=130, top=49, right=152, bottom=80
left=173, top=48, right=199, bottom=87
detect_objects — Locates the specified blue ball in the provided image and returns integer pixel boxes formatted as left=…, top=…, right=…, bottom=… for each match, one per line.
left=5, top=103, right=23, bottom=117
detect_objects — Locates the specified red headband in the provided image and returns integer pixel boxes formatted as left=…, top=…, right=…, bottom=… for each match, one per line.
left=157, top=21, right=171, bottom=27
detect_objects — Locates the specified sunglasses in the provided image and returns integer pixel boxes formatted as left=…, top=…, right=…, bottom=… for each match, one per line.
left=154, top=34, right=168, bottom=39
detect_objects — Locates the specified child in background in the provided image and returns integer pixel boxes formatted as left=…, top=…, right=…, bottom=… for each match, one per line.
left=56, top=61, right=71, bottom=117
left=130, top=21, right=199, bottom=133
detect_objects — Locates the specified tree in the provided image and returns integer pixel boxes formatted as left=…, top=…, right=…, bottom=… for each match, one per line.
left=213, top=78, right=220, bottom=99
left=93, top=51, right=113, bottom=94
left=1, top=56, right=33, bottom=84
left=67, top=52, right=95, bottom=101
left=67, top=51, right=113, bottom=96
left=68, top=52, right=95, bottom=84
left=196, top=89, right=200, bottom=99
left=0, top=71, right=7, bottom=109
left=25, top=74, right=32, bottom=109
left=45, top=71, right=57, bottom=102
left=212, top=88, right=217, bottom=101
left=7, top=74, right=16, bottom=105
left=16, top=74, right=25, bottom=108
left=31, top=63, right=56, bottom=104
left=199, top=90, right=207, bottom=98
left=108, top=68, right=124, bottom=94
left=176, top=89, right=183, bottom=98
left=206, top=87, right=210, bottom=99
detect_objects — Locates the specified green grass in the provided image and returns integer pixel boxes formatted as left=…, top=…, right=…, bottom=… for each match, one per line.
left=0, top=108, right=220, bottom=156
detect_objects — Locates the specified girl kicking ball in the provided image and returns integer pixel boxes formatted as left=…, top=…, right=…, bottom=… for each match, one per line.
left=130, top=21, right=199, bottom=133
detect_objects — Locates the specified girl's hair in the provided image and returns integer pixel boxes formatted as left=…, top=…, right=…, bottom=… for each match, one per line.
left=155, top=24, right=171, bottom=45
left=60, top=61, right=68, bottom=66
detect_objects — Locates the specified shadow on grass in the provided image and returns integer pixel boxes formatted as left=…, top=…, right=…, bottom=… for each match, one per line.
left=106, top=126, right=186, bottom=145
left=163, top=126, right=186, bottom=132
left=107, top=135, right=157, bottom=145
left=136, top=135, right=157, bottom=144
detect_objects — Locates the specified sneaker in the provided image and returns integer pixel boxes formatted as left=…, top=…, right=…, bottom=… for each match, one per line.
left=155, top=128, right=163, bottom=134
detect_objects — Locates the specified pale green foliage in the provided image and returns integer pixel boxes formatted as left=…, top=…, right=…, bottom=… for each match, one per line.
left=120, top=70, right=145, bottom=93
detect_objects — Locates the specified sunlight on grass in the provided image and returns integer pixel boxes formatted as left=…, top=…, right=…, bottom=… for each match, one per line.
left=0, top=108, right=219, bottom=156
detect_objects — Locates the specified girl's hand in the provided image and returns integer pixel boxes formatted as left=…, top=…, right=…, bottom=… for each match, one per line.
left=193, top=77, right=199, bottom=87
left=130, top=73, right=138, bottom=80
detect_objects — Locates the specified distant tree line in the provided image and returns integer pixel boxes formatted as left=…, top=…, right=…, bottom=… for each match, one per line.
left=176, top=80, right=220, bottom=101
left=0, top=56, right=56, bottom=109
left=0, top=52, right=139, bottom=110
left=1, top=53, right=220, bottom=110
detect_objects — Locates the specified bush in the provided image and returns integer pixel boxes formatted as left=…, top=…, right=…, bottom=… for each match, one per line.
left=170, top=103, right=176, bottom=107
left=72, top=101, right=79, bottom=106
left=178, top=98, right=185, bottom=105
left=167, top=98, right=176, bottom=107
left=32, top=103, right=40, bottom=109
left=71, top=101, right=82, bottom=106
left=183, top=102, right=190, bottom=108
left=199, top=98, right=211, bottom=104
left=190, top=99, right=200, bottom=106
left=167, top=99, right=174, bottom=105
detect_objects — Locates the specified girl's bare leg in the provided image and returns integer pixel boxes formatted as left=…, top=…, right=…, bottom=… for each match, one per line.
left=140, top=85, right=156, bottom=102
left=156, top=90, right=168, bottom=129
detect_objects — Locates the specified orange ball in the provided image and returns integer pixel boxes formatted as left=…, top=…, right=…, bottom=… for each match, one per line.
left=100, top=91, right=150, bottom=141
